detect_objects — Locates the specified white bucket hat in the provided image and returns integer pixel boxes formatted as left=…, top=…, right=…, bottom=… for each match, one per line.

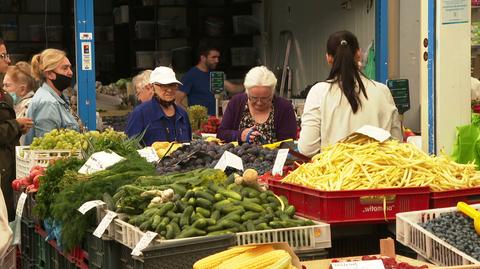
left=149, top=66, right=183, bottom=85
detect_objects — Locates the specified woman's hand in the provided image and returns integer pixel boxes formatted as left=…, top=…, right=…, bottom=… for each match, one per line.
left=241, top=126, right=262, bottom=143
left=16, top=117, right=33, bottom=134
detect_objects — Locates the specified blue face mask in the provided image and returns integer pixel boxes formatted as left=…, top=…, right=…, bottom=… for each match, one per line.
left=8, top=92, right=18, bottom=104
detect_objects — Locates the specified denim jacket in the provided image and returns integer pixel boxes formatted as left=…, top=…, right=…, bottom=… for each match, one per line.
left=24, top=83, right=79, bottom=145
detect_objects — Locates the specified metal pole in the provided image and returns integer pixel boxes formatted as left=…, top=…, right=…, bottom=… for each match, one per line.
left=375, top=0, right=389, bottom=83
left=74, top=0, right=96, bottom=130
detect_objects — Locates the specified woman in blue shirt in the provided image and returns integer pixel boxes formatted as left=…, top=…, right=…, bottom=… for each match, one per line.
left=126, top=66, right=192, bottom=146
left=25, top=49, right=79, bottom=145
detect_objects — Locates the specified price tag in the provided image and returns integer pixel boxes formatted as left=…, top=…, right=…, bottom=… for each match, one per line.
left=214, top=151, right=243, bottom=171
left=137, top=147, right=160, bottom=163
left=15, top=192, right=28, bottom=218
left=93, top=211, right=117, bottom=238
left=272, top=149, right=289, bottom=176
left=331, top=260, right=385, bottom=269
left=131, top=231, right=158, bottom=256
left=78, top=151, right=125, bottom=175
left=77, top=200, right=106, bottom=215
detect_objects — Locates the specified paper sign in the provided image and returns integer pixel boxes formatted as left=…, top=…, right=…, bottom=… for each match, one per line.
left=137, top=147, right=160, bottom=163
left=131, top=231, right=158, bottom=256
left=15, top=192, right=27, bottom=218
left=78, top=200, right=106, bottom=215
left=441, top=0, right=468, bottom=25
left=272, top=149, right=289, bottom=176
left=81, top=41, right=92, bottom=70
left=79, top=32, right=93, bottom=40
left=214, top=151, right=244, bottom=171
left=353, top=125, right=391, bottom=142
left=78, top=151, right=125, bottom=175
left=93, top=211, right=117, bottom=238
left=331, top=260, right=385, bottom=269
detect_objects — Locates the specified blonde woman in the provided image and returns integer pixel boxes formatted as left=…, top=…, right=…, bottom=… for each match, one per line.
left=132, top=69, right=153, bottom=103
left=3, top=61, right=37, bottom=144
left=25, top=49, right=79, bottom=145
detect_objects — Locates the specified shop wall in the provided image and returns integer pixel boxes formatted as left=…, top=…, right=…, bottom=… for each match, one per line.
left=399, top=0, right=421, bottom=132
left=262, top=0, right=375, bottom=95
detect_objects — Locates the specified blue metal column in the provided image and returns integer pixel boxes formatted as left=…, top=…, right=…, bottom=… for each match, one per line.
left=74, top=0, right=96, bottom=130
left=375, top=0, right=388, bottom=83
left=427, top=0, right=436, bottom=154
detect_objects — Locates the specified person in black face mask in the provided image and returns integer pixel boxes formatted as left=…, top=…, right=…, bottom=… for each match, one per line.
left=126, top=66, right=192, bottom=146
left=24, top=49, right=80, bottom=145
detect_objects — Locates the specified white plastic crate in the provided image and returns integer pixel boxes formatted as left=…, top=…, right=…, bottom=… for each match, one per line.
left=102, top=209, right=331, bottom=251
left=396, top=204, right=480, bottom=266
left=1, top=246, right=16, bottom=269
left=15, top=146, right=82, bottom=178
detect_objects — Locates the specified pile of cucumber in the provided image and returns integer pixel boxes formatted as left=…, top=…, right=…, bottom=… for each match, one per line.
left=127, top=182, right=314, bottom=240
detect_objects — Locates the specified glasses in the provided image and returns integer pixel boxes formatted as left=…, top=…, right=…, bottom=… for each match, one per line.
left=248, top=95, right=272, bottom=103
left=0, top=53, right=10, bottom=60
left=154, top=83, right=178, bottom=91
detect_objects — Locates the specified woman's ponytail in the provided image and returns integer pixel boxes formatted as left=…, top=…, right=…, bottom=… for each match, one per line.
left=326, top=31, right=367, bottom=113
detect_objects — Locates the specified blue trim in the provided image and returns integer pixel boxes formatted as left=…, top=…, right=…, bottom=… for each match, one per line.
left=427, top=0, right=436, bottom=154
left=375, top=0, right=388, bottom=83
left=74, top=0, right=96, bottom=130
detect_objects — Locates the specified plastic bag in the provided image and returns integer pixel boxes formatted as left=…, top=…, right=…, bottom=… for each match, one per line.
left=363, top=42, right=376, bottom=80
left=451, top=124, right=480, bottom=169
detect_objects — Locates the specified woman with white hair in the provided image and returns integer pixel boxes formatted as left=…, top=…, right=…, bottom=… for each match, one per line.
left=217, top=66, right=297, bottom=143
left=132, top=69, right=153, bottom=103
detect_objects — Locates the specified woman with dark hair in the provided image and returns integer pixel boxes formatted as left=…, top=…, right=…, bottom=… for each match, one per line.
left=298, top=31, right=402, bottom=157
left=0, top=39, right=33, bottom=223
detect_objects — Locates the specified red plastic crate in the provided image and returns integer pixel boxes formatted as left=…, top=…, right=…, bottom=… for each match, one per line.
left=430, top=187, right=480, bottom=208
left=267, top=179, right=430, bottom=224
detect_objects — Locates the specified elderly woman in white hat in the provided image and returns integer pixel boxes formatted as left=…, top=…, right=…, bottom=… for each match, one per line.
left=125, top=66, right=192, bottom=146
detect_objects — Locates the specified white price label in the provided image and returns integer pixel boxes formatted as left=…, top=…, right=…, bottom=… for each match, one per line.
left=272, top=149, right=289, bottom=176
left=137, top=147, right=160, bottom=163
left=331, top=260, right=385, bottom=269
left=214, top=151, right=244, bottom=171
left=131, top=231, right=158, bottom=256
left=15, top=192, right=28, bottom=218
left=93, top=211, right=117, bottom=238
left=77, top=200, right=106, bottom=215
left=78, top=151, right=125, bottom=175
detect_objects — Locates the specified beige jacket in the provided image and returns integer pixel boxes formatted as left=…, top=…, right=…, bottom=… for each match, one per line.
left=0, top=187, right=13, bottom=260
left=15, top=91, right=33, bottom=145
left=298, top=76, right=403, bottom=157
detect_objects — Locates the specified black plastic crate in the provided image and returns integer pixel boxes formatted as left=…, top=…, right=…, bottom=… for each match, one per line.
left=296, top=249, right=329, bottom=261
left=86, top=231, right=122, bottom=269
left=132, top=234, right=236, bottom=269
left=20, top=219, right=37, bottom=262
left=45, top=242, right=77, bottom=269
left=20, top=255, right=35, bottom=269
left=13, top=191, right=38, bottom=223
left=120, top=244, right=135, bottom=269
left=34, top=230, right=48, bottom=269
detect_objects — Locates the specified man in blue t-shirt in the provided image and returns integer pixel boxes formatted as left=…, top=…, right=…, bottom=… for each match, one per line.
left=176, top=46, right=243, bottom=115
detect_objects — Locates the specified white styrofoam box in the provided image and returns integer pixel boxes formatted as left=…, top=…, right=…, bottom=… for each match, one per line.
left=231, top=47, right=256, bottom=66
left=113, top=5, right=129, bottom=24
left=396, top=205, right=480, bottom=266
left=135, top=21, right=155, bottom=39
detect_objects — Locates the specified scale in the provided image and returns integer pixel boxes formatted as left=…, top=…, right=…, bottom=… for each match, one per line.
left=386, top=79, right=410, bottom=115
left=210, top=71, right=225, bottom=117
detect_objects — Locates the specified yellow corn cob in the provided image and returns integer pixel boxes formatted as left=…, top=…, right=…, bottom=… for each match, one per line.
left=267, top=253, right=291, bottom=269
left=193, top=245, right=257, bottom=269
left=219, top=245, right=275, bottom=269
left=229, top=249, right=291, bottom=269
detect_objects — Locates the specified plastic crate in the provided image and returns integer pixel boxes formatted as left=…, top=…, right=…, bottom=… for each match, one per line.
left=267, top=179, right=430, bottom=224
left=86, top=231, right=122, bottom=269
left=35, top=225, right=89, bottom=269
left=21, top=219, right=37, bottom=262
left=430, top=187, right=480, bottom=208
left=235, top=217, right=331, bottom=250
left=108, top=210, right=330, bottom=251
left=15, top=146, right=82, bottom=178
left=34, top=229, right=48, bottom=269
left=13, top=191, right=38, bottom=223
left=396, top=204, right=480, bottom=266
left=1, top=246, right=16, bottom=269
left=120, top=244, right=135, bottom=269
left=132, top=234, right=236, bottom=269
